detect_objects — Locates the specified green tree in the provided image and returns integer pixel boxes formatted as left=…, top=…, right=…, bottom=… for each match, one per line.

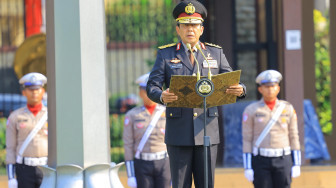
left=314, top=9, right=332, bottom=134
left=105, top=0, right=178, bottom=67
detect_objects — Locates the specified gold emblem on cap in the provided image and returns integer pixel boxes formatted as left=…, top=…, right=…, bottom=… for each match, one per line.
left=185, top=3, right=195, bottom=14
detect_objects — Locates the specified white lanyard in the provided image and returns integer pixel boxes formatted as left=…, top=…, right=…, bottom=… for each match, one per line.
left=254, top=102, right=286, bottom=148
left=18, top=112, right=48, bottom=157
left=135, top=105, right=165, bottom=159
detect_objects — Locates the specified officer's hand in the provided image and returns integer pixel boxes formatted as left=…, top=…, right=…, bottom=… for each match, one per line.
left=161, top=88, right=178, bottom=103
left=291, top=165, right=301, bottom=178
left=226, top=84, right=244, bottom=96
left=244, top=169, right=254, bottom=182
left=127, top=176, right=137, bottom=188
left=8, top=178, right=18, bottom=188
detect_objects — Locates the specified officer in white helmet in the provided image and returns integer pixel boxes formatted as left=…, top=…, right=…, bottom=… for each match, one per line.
left=6, top=72, right=48, bottom=188
left=242, top=70, right=301, bottom=188
left=123, top=73, right=171, bottom=188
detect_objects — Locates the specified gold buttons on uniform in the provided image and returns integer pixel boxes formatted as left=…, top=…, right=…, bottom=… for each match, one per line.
left=194, top=113, right=197, bottom=117
left=170, top=113, right=173, bottom=117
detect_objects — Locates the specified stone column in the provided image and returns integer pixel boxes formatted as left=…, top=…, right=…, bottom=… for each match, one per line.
left=44, top=0, right=123, bottom=187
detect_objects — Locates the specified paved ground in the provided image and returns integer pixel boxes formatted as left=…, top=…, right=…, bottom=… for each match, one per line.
left=0, top=166, right=336, bottom=187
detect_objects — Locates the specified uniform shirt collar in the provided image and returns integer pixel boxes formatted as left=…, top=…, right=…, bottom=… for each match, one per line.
left=259, top=98, right=279, bottom=106
left=24, top=103, right=47, bottom=113
left=181, top=41, right=198, bottom=53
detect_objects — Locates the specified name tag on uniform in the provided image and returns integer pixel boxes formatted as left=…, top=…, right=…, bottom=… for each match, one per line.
left=170, top=64, right=182, bottom=69
left=134, top=119, right=145, bottom=122
left=255, top=113, right=266, bottom=117
left=202, top=60, right=218, bottom=68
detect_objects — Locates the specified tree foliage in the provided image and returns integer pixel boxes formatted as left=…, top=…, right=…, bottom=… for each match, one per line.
left=105, top=0, right=177, bottom=45
left=314, top=9, right=332, bottom=134
left=105, top=0, right=178, bottom=70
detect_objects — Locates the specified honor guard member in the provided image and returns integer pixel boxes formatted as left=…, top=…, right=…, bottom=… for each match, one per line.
left=123, top=73, right=171, bottom=188
left=6, top=72, right=48, bottom=188
left=146, top=1, right=246, bottom=187
left=242, top=70, right=301, bottom=188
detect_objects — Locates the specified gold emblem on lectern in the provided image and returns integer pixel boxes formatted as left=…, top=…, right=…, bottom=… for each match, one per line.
left=195, top=78, right=214, bottom=98
left=198, top=81, right=211, bottom=94
left=185, top=3, right=195, bottom=14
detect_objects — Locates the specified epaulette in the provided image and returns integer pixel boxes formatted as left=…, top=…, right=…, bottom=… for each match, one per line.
left=158, top=43, right=177, bottom=49
left=204, top=42, right=222, bottom=49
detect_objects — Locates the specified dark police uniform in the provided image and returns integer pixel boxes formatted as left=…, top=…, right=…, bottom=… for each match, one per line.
left=147, top=10, right=247, bottom=188
left=147, top=40, right=246, bottom=188
left=147, top=1, right=246, bottom=187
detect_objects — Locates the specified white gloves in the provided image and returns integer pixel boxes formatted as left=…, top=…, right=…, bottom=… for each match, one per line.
left=243, top=153, right=253, bottom=182
left=291, top=165, right=301, bottom=178
left=127, top=176, right=137, bottom=188
left=291, top=150, right=301, bottom=178
left=244, top=169, right=254, bottom=182
left=8, top=178, right=18, bottom=188
left=125, top=160, right=137, bottom=187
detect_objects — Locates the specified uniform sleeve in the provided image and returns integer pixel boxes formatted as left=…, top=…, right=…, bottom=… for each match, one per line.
left=288, top=105, right=300, bottom=150
left=219, top=49, right=233, bottom=74
left=123, top=113, right=135, bottom=161
left=146, top=50, right=166, bottom=104
left=242, top=106, right=254, bottom=153
left=6, top=114, right=17, bottom=164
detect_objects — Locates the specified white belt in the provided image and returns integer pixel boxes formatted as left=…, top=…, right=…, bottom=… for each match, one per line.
left=253, top=147, right=291, bottom=157
left=16, top=156, right=48, bottom=166
left=135, top=151, right=168, bottom=161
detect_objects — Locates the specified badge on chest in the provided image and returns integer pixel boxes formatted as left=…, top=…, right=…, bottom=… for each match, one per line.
left=170, top=64, right=183, bottom=69
left=202, top=53, right=218, bottom=68
left=170, top=58, right=182, bottom=69
left=203, top=60, right=218, bottom=68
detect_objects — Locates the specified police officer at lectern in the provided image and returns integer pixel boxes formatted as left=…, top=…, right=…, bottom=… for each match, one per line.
left=146, top=1, right=246, bottom=187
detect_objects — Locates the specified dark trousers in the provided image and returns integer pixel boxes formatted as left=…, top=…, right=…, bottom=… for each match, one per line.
left=15, top=163, right=43, bottom=188
left=252, top=155, right=292, bottom=188
left=167, top=144, right=218, bottom=188
left=134, top=157, right=171, bottom=188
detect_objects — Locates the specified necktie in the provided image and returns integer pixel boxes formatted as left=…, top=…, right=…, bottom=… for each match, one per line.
left=189, top=50, right=194, bottom=66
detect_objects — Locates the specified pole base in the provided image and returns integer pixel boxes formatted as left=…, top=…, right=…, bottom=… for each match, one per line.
left=38, top=162, right=124, bottom=188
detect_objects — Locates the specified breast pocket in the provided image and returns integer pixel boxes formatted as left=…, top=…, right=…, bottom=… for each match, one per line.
left=208, top=107, right=219, bottom=117
left=166, top=108, right=182, bottom=118
left=167, top=62, right=184, bottom=75
left=201, top=67, right=219, bottom=76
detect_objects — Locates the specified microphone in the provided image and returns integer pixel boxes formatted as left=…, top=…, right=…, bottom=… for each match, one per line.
left=186, top=43, right=200, bottom=81
left=196, top=44, right=212, bottom=80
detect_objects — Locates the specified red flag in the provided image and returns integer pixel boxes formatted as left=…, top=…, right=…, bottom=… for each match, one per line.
left=25, top=0, right=42, bottom=37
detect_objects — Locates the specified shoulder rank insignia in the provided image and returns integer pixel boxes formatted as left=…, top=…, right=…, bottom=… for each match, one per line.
left=158, top=43, right=177, bottom=49
left=204, top=42, right=222, bottom=49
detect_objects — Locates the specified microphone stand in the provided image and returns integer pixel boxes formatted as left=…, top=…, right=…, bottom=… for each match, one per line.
left=188, top=43, right=214, bottom=188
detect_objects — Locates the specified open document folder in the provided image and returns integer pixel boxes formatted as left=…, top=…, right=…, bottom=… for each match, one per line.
left=168, top=70, right=241, bottom=108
